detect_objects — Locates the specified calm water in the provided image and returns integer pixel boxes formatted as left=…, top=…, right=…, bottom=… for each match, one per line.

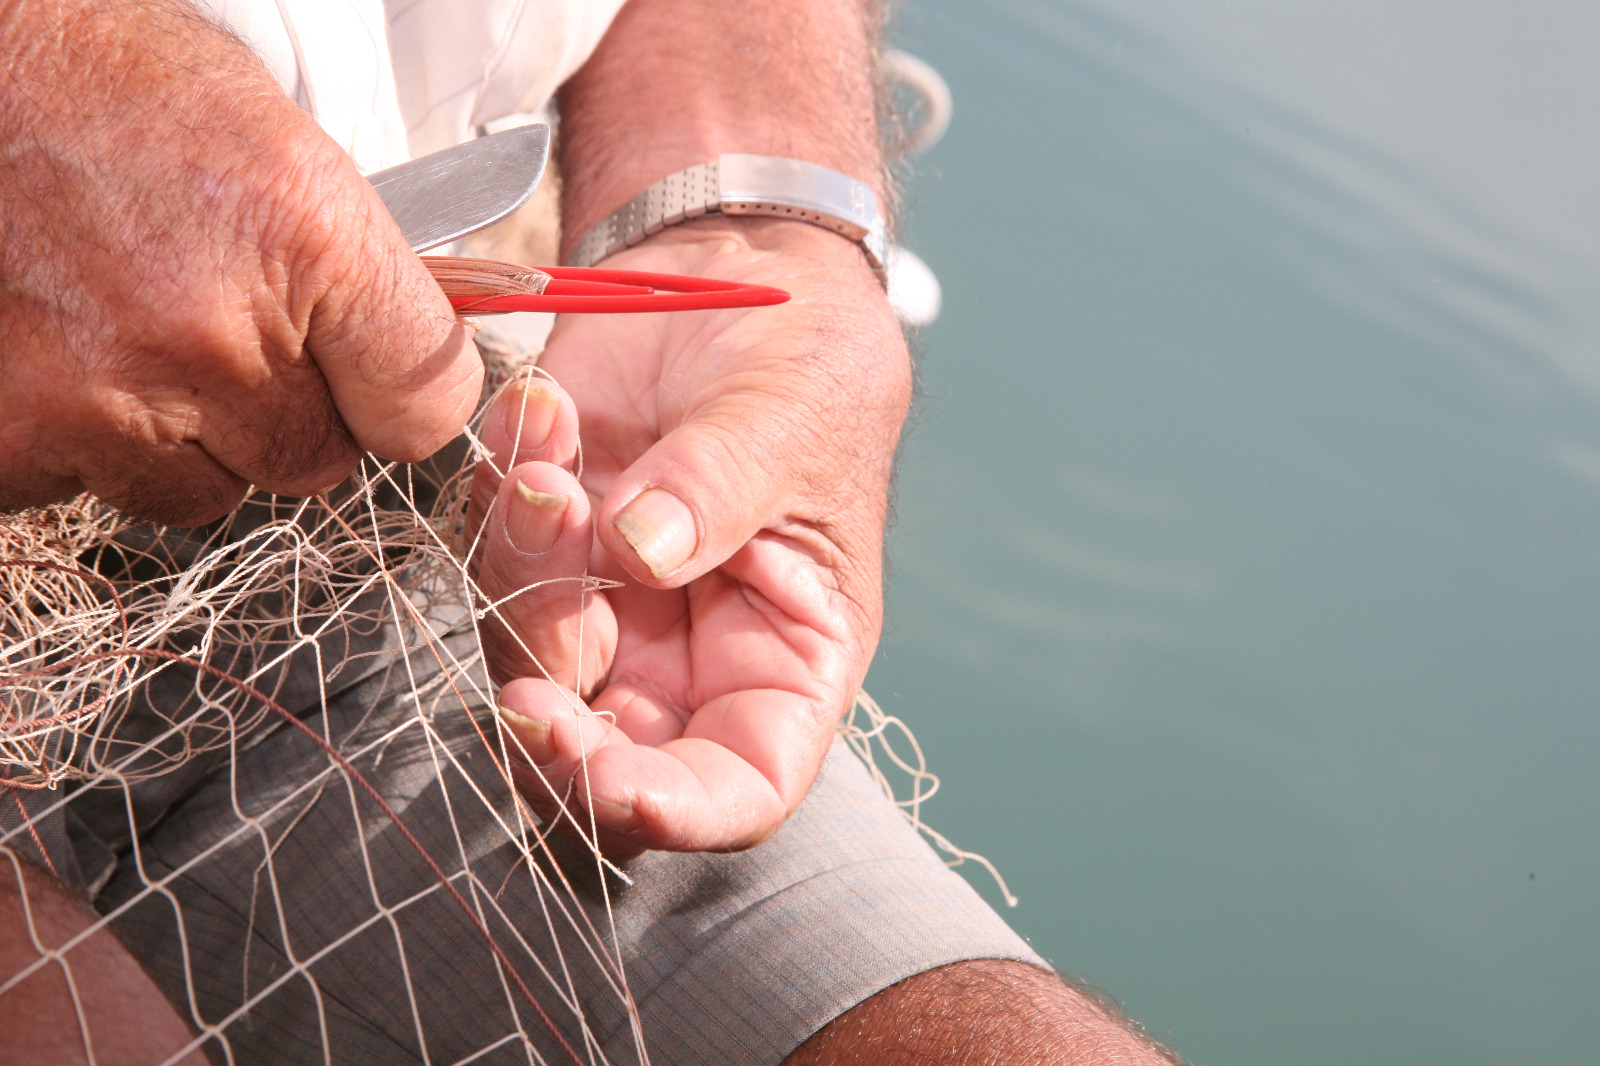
left=870, top=2, right=1600, bottom=1062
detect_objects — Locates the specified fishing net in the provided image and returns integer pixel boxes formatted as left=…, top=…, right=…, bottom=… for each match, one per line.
left=0, top=314, right=1009, bottom=1063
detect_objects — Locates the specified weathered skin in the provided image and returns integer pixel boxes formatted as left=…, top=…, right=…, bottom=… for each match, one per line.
left=0, top=0, right=481, bottom=526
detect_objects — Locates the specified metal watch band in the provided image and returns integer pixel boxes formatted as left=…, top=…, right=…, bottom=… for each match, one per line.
left=568, top=154, right=888, bottom=279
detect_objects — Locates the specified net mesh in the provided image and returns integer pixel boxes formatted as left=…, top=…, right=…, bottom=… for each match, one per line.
left=0, top=331, right=1007, bottom=1064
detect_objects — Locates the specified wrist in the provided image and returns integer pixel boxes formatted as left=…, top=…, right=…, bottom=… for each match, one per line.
left=609, top=214, right=887, bottom=288
left=565, top=154, right=889, bottom=285
left=555, top=0, right=886, bottom=250
left=560, top=139, right=887, bottom=265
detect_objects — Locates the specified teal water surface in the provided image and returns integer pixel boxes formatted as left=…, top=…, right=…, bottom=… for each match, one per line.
left=870, top=2, right=1600, bottom=1063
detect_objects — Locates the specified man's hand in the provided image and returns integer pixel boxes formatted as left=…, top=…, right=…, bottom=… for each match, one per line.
left=472, top=217, right=910, bottom=852
left=458, top=0, right=903, bottom=853
left=0, top=0, right=482, bottom=525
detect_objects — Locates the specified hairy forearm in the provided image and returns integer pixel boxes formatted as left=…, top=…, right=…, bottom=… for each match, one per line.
left=556, top=0, right=886, bottom=255
left=787, top=960, right=1184, bottom=1066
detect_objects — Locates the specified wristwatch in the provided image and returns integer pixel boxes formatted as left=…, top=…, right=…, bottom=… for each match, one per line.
left=568, top=154, right=888, bottom=281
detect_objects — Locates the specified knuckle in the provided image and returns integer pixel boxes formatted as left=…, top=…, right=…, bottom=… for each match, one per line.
left=89, top=386, right=197, bottom=450
left=231, top=126, right=361, bottom=271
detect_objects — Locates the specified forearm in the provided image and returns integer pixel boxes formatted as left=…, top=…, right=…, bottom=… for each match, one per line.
left=1, top=855, right=203, bottom=1062
left=556, top=0, right=887, bottom=255
left=786, top=960, right=1184, bottom=1066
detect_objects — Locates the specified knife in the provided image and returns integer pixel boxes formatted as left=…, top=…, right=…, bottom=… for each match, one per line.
left=367, top=125, right=550, bottom=252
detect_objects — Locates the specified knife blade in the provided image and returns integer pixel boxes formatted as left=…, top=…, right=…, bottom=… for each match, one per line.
left=366, top=125, right=550, bottom=252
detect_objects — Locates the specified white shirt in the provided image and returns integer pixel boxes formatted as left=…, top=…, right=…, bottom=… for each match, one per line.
left=197, top=0, right=627, bottom=171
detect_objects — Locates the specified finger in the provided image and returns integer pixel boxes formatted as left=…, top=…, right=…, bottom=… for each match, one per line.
left=509, top=684, right=827, bottom=853
left=0, top=464, right=82, bottom=516
left=496, top=665, right=832, bottom=857
left=299, top=177, right=485, bottom=465
left=196, top=359, right=363, bottom=498
left=596, top=392, right=800, bottom=587
left=479, top=376, right=582, bottom=476
left=81, top=439, right=250, bottom=527
left=495, top=678, right=639, bottom=852
left=604, top=686, right=827, bottom=851
left=476, top=461, right=616, bottom=692
left=590, top=681, right=690, bottom=748
left=465, top=375, right=581, bottom=543
left=586, top=271, right=908, bottom=591
left=574, top=734, right=791, bottom=853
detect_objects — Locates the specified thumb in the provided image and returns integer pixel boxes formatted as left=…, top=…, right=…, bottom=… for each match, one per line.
left=301, top=175, right=484, bottom=465
left=596, top=395, right=804, bottom=586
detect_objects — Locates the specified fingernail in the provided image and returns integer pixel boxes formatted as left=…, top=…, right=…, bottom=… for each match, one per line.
left=497, top=705, right=557, bottom=764
left=501, top=380, right=560, bottom=450
left=613, top=488, right=696, bottom=578
left=588, top=796, right=640, bottom=832
left=507, top=477, right=566, bottom=553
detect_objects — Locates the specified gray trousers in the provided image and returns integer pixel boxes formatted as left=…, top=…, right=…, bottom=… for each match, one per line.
left=10, top=616, right=1037, bottom=1065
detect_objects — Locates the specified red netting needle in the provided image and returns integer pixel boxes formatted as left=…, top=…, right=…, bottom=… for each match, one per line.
left=435, top=261, right=789, bottom=315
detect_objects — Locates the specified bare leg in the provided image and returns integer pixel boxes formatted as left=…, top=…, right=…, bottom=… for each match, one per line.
left=784, top=959, right=1182, bottom=1066
left=0, top=852, right=206, bottom=1066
